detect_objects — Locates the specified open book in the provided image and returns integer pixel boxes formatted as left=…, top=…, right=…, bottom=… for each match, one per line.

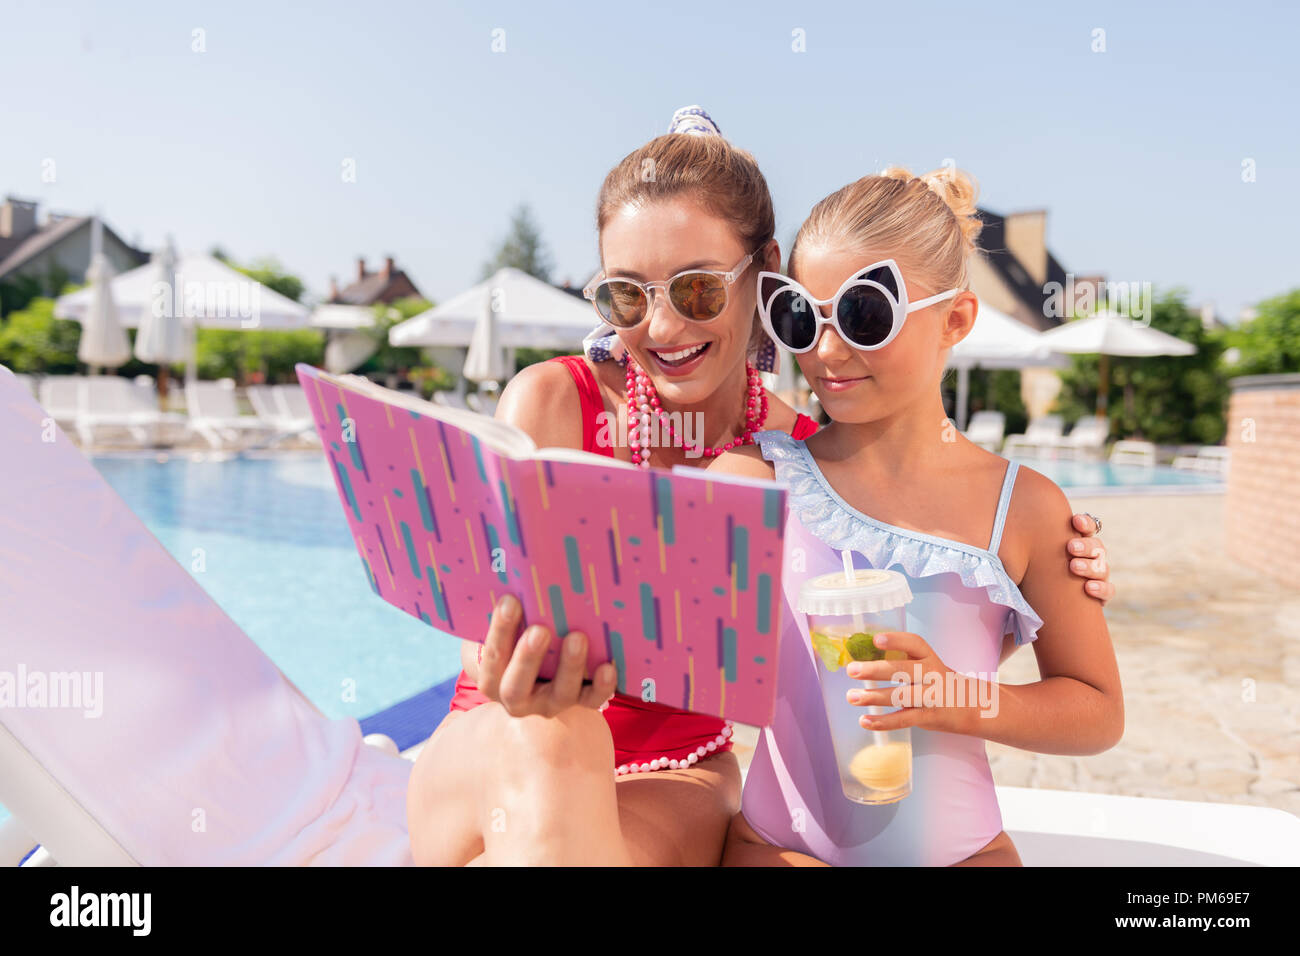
left=295, top=364, right=787, bottom=726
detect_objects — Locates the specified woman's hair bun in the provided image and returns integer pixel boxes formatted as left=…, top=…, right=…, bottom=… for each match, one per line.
left=667, top=105, right=723, bottom=137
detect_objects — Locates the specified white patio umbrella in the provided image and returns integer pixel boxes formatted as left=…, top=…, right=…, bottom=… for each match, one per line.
left=1037, top=310, right=1196, bottom=416
left=132, top=241, right=186, bottom=402
left=56, top=253, right=310, bottom=330
left=76, top=219, right=131, bottom=371
left=389, top=268, right=593, bottom=351
left=946, top=301, right=1061, bottom=429
left=463, top=289, right=509, bottom=384
left=56, top=252, right=311, bottom=384
left=310, top=303, right=379, bottom=374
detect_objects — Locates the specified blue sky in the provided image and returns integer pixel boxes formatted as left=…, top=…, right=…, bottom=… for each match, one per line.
left=2, top=0, right=1295, bottom=320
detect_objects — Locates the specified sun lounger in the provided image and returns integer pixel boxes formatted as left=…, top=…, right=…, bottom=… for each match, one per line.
left=246, top=384, right=318, bottom=446
left=997, top=785, right=1300, bottom=866
left=964, top=411, right=1005, bottom=452
left=185, top=380, right=274, bottom=450
left=1109, top=439, right=1157, bottom=468
left=1173, top=446, right=1229, bottom=475
left=76, top=376, right=185, bottom=448
left=36, top=374, right=84, bottom=431
left=433, top=390, right=471, bottom=412
left=0, top=367, right=412, bottom=866
left=1058, top=416, right=1110, bottom=461
left=1002, top=414, right=1065, bottom=459
left=9, top=370, right=36, bottom=398
left=465, top=391, right=499, bottom=416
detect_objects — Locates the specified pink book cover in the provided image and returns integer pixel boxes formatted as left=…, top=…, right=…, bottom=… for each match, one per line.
left=296, top=364, right=787, bottom=726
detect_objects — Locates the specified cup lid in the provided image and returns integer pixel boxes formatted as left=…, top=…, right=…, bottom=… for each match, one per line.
left=796, top=568, right=913, bottom=617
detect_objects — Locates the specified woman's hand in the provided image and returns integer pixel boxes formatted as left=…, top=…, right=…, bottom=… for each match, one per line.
left=1068, top=513, right=1112, bottom=604
left=842, top=632, right=987, bottom=737
left=475, top=595, right=619, bottom=717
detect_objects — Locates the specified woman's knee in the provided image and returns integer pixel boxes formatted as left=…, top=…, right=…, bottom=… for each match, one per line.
left=496, top=704, right=615, bottom=775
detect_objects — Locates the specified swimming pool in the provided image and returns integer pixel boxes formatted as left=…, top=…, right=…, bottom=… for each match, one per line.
left=1007, top=457, right=1224, bottom=494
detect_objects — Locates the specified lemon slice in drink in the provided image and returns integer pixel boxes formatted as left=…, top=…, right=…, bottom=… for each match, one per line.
left=848, top=741, right=912, bottom=792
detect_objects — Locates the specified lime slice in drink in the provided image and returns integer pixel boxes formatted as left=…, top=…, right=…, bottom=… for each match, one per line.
left=810, top=631, right=849, bottom=672
left=845, top=632, right=881, bottom=662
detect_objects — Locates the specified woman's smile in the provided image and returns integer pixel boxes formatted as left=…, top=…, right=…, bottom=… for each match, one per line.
left=645, top=341, right=713, bottom=375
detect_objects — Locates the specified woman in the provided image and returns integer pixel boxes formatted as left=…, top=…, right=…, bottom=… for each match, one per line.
left=406, top=110, right=1112, bottom=866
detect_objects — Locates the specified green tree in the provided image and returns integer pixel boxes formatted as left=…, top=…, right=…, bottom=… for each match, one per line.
left=0, top=296, right=82, bottom=372
left=1226, top=289, right=1300, bottom=375
left=232, top=256, right=305, bottom=303
left=1053, top=290, right=1228, bottom=445
left=352, top=296, right=434, bottom=380
left=481, top=204, right=553, bottom=282
left=952, top=368, right=1028, bottom=436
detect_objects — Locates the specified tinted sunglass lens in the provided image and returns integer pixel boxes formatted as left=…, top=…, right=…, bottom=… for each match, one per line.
left=837, top=286, right=896, bottom=348
left=769, top=290, right=817, bottom=350
left=669, top=273, right=727, bottom=320
left=597, top=281, right=648, bottom=327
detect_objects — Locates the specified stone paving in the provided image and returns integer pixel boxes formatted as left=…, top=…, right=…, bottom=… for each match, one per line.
left=731, top=492, right=1300, bottom=818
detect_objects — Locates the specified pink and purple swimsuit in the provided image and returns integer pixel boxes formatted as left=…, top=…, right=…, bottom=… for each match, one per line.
left=742, top=430, right=1043, bottom=866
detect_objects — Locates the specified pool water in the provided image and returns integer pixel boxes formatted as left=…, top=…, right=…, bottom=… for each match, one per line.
left=1008, top=457, right=1223, bottom=492
left=88, top=455, right=467, bottom=718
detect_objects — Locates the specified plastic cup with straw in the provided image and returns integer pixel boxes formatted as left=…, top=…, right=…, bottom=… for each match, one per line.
left=797, top=553, right=915, bottom=804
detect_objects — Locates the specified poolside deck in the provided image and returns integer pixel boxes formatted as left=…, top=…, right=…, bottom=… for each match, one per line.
left=990, top=493, right=1296, bottom=814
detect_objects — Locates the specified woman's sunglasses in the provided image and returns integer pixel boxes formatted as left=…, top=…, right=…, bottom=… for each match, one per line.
left=582, top=251, right=755, bottom=329
left=758, top=259, right=959, bottom=353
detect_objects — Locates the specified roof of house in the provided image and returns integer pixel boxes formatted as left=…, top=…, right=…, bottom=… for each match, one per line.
left=331, top=267, right=423, bottom=306
left=0, top=216, right=148, bottom=281
left=975, top=208, right=1068, bottom=331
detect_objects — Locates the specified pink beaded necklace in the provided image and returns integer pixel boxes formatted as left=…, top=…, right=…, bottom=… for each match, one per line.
left=624, top=357, right=769, bottom=468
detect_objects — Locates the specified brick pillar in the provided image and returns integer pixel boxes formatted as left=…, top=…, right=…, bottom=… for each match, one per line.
left=1225, top=374, right=1300, bottom=584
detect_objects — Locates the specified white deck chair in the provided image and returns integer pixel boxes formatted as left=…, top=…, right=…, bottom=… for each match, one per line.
left=0, top=368, right=412, bottom=866
left=433, top=390, right=471, bottom=412
left=245, top=384, right=318, bottom=448
left=996, top=785, right=1300, bottom=866
left=10, top=371, right=36, bottom=398
left=185, top=380, right=273, bottom=450
left=1002, top=414, right=1065, bottom=458
left=37, top=375, right=84, bottom=431
left=77, top=376, right=185, bottom=448
left=964, top=411, right=1005, bottom=452
left=465, top=391, right=498, bottom=416
left=1173, top=446, right=1229, bottom=475
left=1109, top=439, right=1157, bottom=468
left=1058, top=416, right=1110, bottom=461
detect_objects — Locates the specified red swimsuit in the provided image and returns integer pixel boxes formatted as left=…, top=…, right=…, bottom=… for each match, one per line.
left=449, top=355, right=819, bottom=774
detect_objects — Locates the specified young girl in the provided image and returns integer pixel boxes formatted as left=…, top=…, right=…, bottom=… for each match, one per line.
left=712, top=168, right=1124, bottom=866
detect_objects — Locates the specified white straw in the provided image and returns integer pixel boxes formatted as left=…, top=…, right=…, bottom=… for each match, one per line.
left=853, top=609, right=889, bottom=746
left=841, top=549, right=855, bottom=586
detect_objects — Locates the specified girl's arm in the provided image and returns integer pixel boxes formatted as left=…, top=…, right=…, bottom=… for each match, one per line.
left=964, top=469, right=1124, bottom=754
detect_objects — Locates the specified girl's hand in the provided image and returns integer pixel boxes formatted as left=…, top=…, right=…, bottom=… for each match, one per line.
left=843, top=632, right=987, bottom=737
left=1068, top=513, right=1112, bottom=604
left=475, top=595, right=619, bottom=718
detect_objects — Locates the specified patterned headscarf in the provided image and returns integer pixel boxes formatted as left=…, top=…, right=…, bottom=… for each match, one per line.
left=580, top=105, right=780, bottom=374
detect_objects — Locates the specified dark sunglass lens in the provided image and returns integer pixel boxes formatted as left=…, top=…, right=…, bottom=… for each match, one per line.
left=769, top=290, right=817, bottom=350
left=760, top=274, right=786, bottom=305
left=669, top=273, right=727, bottom=320
left=598, top=281, right=648, bottom=327
left=861, top=266, right=899, bottom=299
left=837, top=286, right=896, bottom=347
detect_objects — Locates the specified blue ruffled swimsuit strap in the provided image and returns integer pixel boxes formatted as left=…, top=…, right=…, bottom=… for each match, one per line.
left=987, top=460, right=1019, bottom=554
left=752, top=429, right=1043, bottom=647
